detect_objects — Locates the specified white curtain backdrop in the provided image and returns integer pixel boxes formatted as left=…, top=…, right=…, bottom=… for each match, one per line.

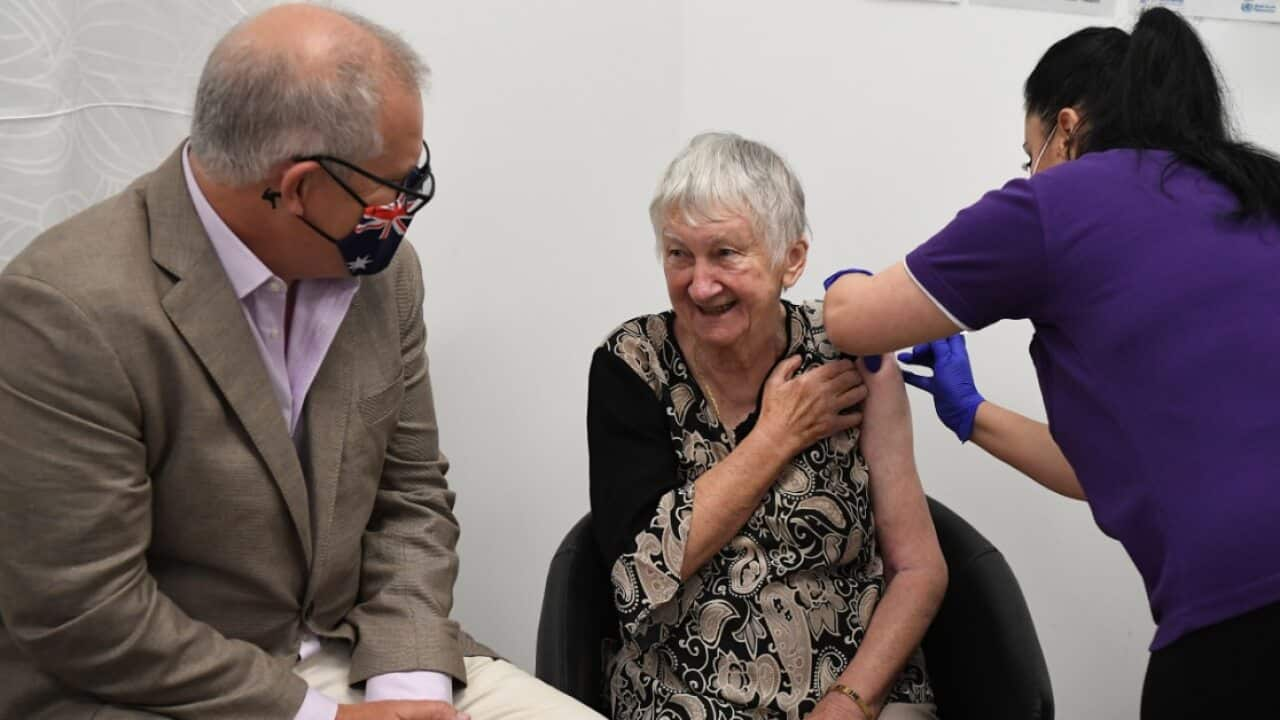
left=0, top=0, right=273, bottom=265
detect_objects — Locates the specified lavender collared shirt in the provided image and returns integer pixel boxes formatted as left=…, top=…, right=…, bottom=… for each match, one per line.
left=183, top=147, right=453, bottom=718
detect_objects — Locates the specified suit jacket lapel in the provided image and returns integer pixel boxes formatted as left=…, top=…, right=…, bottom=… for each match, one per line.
left=298, top=293, right=358, bottom=584
left=147, top=145, right=314, bottom=567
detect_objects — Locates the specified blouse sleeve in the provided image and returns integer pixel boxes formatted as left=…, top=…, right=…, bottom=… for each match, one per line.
left=904, top=178, right=1050, bottom=330
left=587, top=346, right=695, bottom=649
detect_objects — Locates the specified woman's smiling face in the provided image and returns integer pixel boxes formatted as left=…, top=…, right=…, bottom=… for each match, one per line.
left=661, top=210, right=800, bottom=350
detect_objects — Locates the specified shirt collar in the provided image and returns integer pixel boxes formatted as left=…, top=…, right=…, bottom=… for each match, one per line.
left=182, top=143, right=276, bottom=300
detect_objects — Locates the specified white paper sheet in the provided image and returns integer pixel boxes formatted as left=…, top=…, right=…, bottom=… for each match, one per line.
left=972, top=0, right=1119, bottom=18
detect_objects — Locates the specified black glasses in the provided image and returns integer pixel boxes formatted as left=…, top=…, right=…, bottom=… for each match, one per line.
left=297, top=140, right=435, bottom=208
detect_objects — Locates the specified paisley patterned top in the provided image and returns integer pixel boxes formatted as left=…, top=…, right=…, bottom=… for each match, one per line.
left=586, top=300, right=933, bottom=720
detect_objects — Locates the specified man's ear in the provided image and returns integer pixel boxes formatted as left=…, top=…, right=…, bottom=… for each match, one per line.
left=278, top=161, right=323, bottom=215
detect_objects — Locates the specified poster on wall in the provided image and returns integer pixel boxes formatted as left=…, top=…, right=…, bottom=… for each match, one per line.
left=1139, top=0, right=1280, bottom=23
left=972, top=0, right=1118, bottom=17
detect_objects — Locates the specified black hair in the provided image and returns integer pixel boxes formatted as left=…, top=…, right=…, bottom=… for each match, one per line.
left=1024, top=7, right=1280, bottom=222
left=1024, top=26, right=1130, bottom=131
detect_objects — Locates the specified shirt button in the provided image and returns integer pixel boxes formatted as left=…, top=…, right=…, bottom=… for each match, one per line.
left=269, top=279, right=286, bottom=293
left=267, top=327, right=280, bottom=338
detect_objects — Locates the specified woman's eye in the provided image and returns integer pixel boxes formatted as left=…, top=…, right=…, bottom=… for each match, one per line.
left=717, top=248, right=738, bottom=258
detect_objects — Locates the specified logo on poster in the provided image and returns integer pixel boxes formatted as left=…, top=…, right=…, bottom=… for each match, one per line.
left=1241, top=0, right=1276, bottom=11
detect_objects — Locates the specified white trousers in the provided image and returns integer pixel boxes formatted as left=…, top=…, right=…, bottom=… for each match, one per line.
left=294, top=641, right=937, bottom=719
left=293, top=642, right=604, bottom=719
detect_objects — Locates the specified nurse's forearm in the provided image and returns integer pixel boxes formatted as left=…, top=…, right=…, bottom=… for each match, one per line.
left=970, top=402, right=1086, bottom=500
left=823, top=263, right=962, bottom=355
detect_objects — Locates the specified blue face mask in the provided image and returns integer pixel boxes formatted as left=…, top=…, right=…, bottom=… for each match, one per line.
left=292, top=140, right=435, bottom=276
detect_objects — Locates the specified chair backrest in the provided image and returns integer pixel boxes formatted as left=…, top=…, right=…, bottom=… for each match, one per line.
left=922, top=497, right=1054, bottom=719
left=535, top=513, right=616, bottom=715
left=535, top=498, right=1054, bottom=719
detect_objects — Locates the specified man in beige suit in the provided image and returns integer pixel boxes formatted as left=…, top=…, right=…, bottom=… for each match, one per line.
left=0, top=6, right=599, bottom=720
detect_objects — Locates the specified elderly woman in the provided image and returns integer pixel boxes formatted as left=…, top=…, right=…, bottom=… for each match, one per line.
left=587, top=132, right=946, bottom=720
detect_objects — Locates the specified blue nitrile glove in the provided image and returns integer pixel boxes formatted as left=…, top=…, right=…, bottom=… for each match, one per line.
left=822, top=267, right=873, bottom=291
left=897, top=334, right=985, bottom=442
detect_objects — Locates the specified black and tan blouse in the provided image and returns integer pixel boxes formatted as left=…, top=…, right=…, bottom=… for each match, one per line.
left=587, top=299, right=933, bottom=720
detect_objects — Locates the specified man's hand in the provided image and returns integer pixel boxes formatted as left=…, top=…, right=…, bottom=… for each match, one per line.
left=336, top=700, right=469, bottom=720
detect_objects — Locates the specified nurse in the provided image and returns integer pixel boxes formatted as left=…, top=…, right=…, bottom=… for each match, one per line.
left=822, top=8, right=1280, bottom=719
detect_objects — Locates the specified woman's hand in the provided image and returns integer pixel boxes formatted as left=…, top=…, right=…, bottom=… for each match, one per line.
left=755, top=355, right=868, bottom=456
left=680, top=355, right=867, bottom=580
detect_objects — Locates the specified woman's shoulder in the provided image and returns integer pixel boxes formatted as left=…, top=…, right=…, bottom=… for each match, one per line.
left=599, top=310, right=674, bottom=353
left=789, top=298, right=847, bottom=363
left=597, top=310, right=676, bottom=395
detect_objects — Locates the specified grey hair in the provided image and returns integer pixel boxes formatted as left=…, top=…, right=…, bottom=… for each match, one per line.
left=189, top=8, right=429, bottom=186
left=650, top=132, right=808, bottom=267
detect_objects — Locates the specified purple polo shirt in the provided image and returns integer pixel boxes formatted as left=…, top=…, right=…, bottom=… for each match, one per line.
left=905, top=149, right=1280, bottom=650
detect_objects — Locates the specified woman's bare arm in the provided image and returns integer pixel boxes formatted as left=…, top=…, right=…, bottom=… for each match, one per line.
left=817, top=357, right=947, bottom=718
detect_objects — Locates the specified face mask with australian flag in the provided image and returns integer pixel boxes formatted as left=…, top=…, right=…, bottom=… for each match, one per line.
left=293, top=140, right=435, bottom=276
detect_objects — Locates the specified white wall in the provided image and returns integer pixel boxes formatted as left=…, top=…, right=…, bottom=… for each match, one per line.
left=1, top=2, right=1277, bottom=718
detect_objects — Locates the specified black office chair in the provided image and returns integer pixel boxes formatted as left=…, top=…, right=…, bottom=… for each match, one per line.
left=535, top=497, right=1054, bottom=719
left=918, top=498, right=1055, bottom=719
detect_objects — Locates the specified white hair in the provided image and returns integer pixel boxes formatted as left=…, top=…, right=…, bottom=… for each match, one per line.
left=189, top=9, right=429, bottom=186
left=649, top=132, right=808, bottom=267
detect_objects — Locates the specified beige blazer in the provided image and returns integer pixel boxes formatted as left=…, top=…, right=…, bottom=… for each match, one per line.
left=0, top=147, right=493, bottom=719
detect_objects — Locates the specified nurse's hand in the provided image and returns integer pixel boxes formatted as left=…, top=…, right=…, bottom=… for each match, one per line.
left=897, top=334, right=985, bottom=442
